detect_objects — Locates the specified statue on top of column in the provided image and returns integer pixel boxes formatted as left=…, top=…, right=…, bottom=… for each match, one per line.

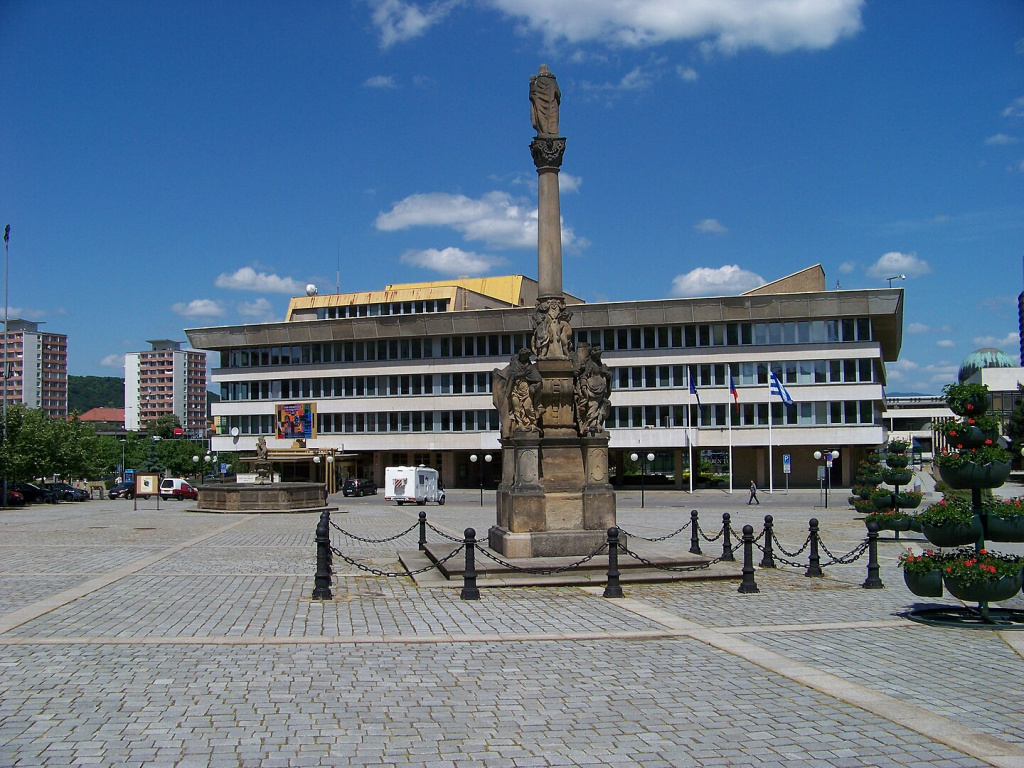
left=529, top=64, right=561, bottom=137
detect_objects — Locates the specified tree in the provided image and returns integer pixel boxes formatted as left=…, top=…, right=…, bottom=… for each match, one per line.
left=145, top=413, right=182, bottom=440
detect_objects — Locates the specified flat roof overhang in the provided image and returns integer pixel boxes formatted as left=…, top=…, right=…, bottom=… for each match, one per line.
left=186, top=288, right=904, bottom=362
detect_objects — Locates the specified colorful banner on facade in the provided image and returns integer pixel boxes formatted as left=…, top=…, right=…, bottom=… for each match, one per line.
left=276, top=402, right=317, bottom=439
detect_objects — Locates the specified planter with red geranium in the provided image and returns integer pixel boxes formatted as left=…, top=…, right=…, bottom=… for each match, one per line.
left=987, top=498, right=1024, bottom=543
left=941, top=548, right=1024, bottom=603
left=898, top=550, right=944, bottom=597
left=915, top=497, right=983, bottom=548
left=867, top=510, right=912, bottom=532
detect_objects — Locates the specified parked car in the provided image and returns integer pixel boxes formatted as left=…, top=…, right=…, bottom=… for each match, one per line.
left=11, top=482, right=58, bottom=504
left=159, top=478, right=198, bottom=501
left=108, top=481, right=135, bottom=499
left=44, top=482, right=90, bottom=502
left=342, top=478, right=377, bottom=497
left=4, top=489, right=25, bottom=506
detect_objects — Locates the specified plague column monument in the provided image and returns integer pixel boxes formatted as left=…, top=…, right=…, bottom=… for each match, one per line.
left=488, top=65, right=617, bottom=557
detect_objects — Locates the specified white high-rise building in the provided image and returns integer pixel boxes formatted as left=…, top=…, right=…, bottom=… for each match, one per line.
left=0, top=319, right=68, bottom=419
left=125, top=340, right=207, bottom=436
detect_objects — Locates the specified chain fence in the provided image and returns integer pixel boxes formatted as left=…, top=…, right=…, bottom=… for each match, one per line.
left=309, top=508, right=885, bottom=601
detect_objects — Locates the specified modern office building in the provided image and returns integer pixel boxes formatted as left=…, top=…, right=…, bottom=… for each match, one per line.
left=124, top=340, right=207, bottom=436
left=0, top=319, right=68, bottom=419
left=883, top=396, right=952, bottom=458
left=185, top=266, right=904, bottom=492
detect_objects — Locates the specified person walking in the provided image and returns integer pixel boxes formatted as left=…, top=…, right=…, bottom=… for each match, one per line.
left=747, top=480, right=759, bottom=505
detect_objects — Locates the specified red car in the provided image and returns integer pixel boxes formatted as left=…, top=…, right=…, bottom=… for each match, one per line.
left=4, top=489, right=25, bottom=506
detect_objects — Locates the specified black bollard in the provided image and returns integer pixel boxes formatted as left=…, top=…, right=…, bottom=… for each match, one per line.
left=721, top=512, right=735, bottom=562
left=804, top=518, right=823, bottom=577
left=604, top=526, right=624, bottom=598
left=861, top=520, right=884, bottom=589
left=689, top=510, right=702, bottom=555
left=311, top=509, right=333, bottom=600
left=759, top=514, right=776, bottom=569
left=737, top=524, right=759, bottom=594
left=418, top=510, right=427, bottom=551
left=460, top=527, right=480, bottom=600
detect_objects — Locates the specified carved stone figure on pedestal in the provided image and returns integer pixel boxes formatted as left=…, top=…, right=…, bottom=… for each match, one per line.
left=254, top=435, right=272, bottom=484
left=574, top=344, right=612, bottom=436
left=496, top=349, right=544, bottom=434
left=529, top=64, right=560, bottom=137
left=531, top=297, right=573, bottom=360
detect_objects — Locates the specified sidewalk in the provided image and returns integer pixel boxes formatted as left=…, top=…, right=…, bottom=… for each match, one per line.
left=1, top=492, right=1023, bottom=767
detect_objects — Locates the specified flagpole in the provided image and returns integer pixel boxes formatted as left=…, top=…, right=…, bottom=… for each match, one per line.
left=2, top=225, right=8, bottom=510
left=767, top=367, right=774, bottom=494
left=728, top=399, right=734, bottom=494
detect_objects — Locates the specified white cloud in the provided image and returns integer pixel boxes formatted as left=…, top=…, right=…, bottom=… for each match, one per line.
left=7, top=306, right=48, bottom=320
left=369, top=0, right=457, bottom=48
left=669, top=265, right=764, bottom=297
left=838, top=260, right=856, bottom=274
left=238, top=298, right=277, bottom=321
left=364, top=75, right=397, bottom=88
left=375, top=190, right=584, bottom=250
left=936, top=339, right=955, bottom=348
left=171, top=299, right=225, bottom=318
left=582, top=64, right=658, bottom=96
left=906, top=322, right=929, bottom=334
left=215, top=267, right=304, bottom=294
left=487, top=0, right=863, bottom=53
left=676, top=65, right=698, bottom=81
left=866, top=251, right=932, bottom=280
left=694, top=218, right=727, bottom=234
left=1002, top=96, right=1024, bottom=118
left=888, top=358, right=959, bottom=390
left=985, top=133, right=1018, bottom=145
left=400, top=247, right=507, bottom=276
left=99, top=354, right=125, bottom=368
left=559, top=173, right=582, bottom=193
left=972, top=331, right=1019, bottom=348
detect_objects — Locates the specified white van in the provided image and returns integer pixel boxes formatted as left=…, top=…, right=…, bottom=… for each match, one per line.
left=384, top=466, right=445, bottom=505
left=159, top=478, right=198, bottom=500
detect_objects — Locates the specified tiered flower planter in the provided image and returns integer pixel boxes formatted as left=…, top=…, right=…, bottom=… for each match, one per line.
left=905, top=383, right=1024, bottom=628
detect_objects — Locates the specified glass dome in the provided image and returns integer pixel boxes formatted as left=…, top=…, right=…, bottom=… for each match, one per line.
left=957, top=347, right=1014, bottom=382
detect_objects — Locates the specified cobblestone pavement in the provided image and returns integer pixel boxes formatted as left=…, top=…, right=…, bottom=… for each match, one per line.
left=2, top=484, right=1023, bottom=767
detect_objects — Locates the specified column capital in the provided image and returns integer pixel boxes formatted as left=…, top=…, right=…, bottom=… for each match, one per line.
left=530, top=137, right=566, bottom=170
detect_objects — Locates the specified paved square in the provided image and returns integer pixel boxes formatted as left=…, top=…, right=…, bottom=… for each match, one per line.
left=2, top=486, right=1023, bottom=767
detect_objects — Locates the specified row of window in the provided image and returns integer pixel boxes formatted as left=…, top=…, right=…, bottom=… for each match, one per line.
left=220, top=318, right=875, bottom=368
left=218, top=358, right=878, bottom=402
left=216, top=400, right=876, bottom=435
left=314, top=299, right=449, bottom=319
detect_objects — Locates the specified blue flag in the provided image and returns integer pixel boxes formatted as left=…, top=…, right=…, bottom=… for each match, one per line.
left=689, top=369, right=701, bottom=407
left=768, top=368, right=793, bottom=407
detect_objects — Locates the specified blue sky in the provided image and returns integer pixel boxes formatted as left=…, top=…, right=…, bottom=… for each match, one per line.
left=1, top=0, right=1022, bottom=393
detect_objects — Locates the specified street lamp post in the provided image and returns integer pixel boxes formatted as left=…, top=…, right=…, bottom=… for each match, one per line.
left=469, top=453, right=492, bottom=506
left=630, top=452, right=656, bottom=508
left=887, top=274, right=906, bottom=288
left=813, top=449, right=840, bottom=508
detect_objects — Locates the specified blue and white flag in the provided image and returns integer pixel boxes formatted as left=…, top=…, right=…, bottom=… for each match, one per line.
left=689, top=369, right=701, bottom=407
left=768, top=368, right=793, bottom=407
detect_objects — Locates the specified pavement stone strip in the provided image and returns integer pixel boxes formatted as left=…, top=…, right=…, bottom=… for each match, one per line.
left=1, top=486, right=1023, bottom=767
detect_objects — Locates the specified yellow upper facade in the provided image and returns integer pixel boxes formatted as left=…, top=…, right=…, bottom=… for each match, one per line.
left=286, top=275, right=582, bottom=321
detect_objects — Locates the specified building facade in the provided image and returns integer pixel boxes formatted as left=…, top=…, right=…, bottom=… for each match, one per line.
left=0, top=319, right=68, bottom=419
left=124, top=340, right=207, bottom=436
left=186, top=269, right=904, bottom=492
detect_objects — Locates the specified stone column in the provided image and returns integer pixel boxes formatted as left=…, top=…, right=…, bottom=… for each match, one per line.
left=531, top=137, right=566, bottom=301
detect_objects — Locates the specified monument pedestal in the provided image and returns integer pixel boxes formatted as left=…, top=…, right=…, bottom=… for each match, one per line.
left=489, top=433, right=616, bottom=558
